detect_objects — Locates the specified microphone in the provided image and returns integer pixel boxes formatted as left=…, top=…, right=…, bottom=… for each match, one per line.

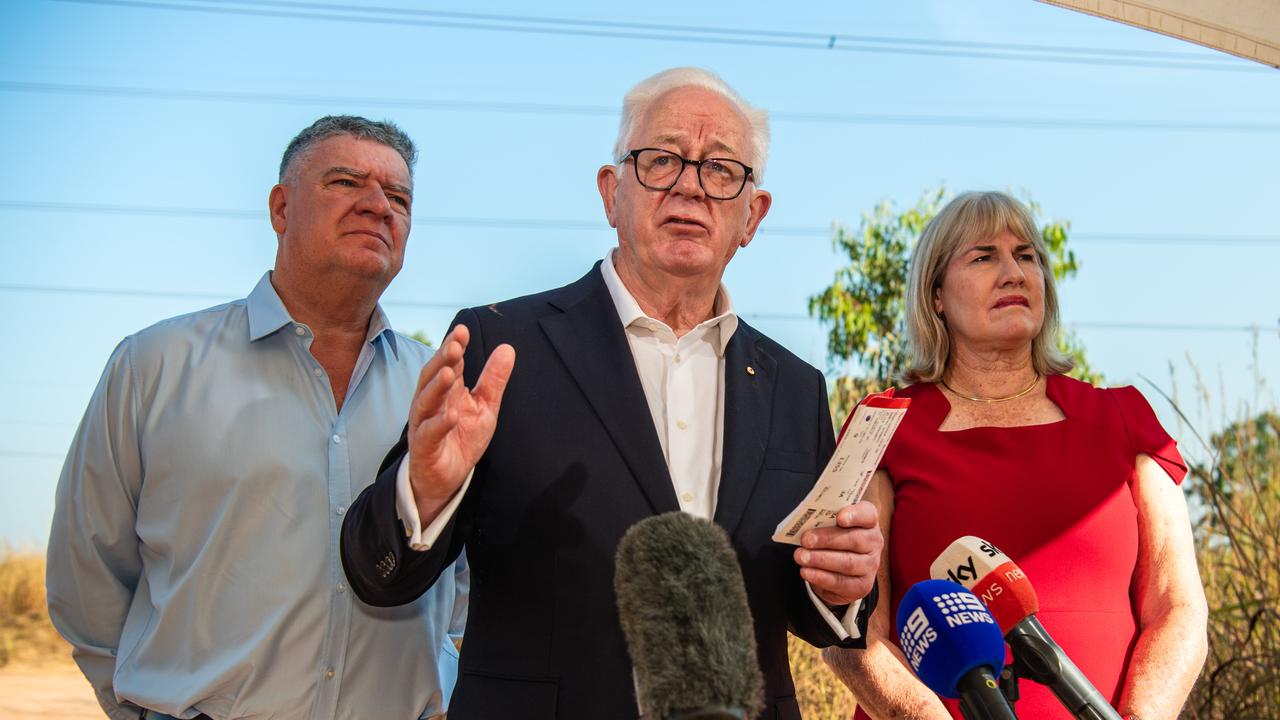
left=614, top=512, right=764, bottom=720
left=930, top=536, right=1123, bottom=720
left=896, top=579, right=1018, bottom=720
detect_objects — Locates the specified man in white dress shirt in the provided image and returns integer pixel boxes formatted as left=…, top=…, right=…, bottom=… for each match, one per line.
left=340, top=68, right=882, bottom=720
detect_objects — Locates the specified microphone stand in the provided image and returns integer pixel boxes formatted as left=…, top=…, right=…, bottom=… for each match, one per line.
left=999, top=663, right=1020, bottom=713
left=1006, top=620, right=1122, bottom=720
left=955, top=666, right=1019, bottom=720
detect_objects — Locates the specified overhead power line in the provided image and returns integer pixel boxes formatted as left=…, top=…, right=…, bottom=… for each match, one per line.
left=3, top=200, right=1278, bottom=246
left=0, top=419, right=75, bottom=429
left=1065, top=321, right=1280, bottom=333
left=2, top=283, right=1275, bottom=335
left=0, top=450, right=66, bottom=460
left=0, top=81, right=614, bottom=118
left=48, top=0, right=1266, bottom=73
left=0, top=199, right=263, bottom=221
left=5, top=80, right=1277, bottom=134
left=0, top=282, right=462, bottom=310
left=747, top=311, right=1278, bottom=334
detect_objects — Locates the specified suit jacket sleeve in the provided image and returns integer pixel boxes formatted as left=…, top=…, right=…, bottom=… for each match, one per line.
left=781, top=370, right=877, bottom=649
left=340, top=310, right=482, bottom=607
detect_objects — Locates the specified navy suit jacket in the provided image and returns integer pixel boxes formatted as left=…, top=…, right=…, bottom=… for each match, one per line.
left=342, top=264, right=873, bottom=719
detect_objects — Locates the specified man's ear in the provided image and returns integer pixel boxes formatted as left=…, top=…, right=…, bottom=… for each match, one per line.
left=597, top=165, right=620, bottom=228
left=739, top=188, right=772, bottom=249
left=268, top=184, right=288, bottom=235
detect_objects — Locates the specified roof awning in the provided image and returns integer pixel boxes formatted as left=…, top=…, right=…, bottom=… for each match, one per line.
left=1036, top=0, right=1280, bottom=68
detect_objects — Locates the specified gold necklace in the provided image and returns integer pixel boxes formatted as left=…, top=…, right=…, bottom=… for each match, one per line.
left=941, top=373, right=1041, bottom=403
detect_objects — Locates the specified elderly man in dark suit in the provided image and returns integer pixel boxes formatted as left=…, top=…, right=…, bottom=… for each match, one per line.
left=341, top=67, right=882, bottom=719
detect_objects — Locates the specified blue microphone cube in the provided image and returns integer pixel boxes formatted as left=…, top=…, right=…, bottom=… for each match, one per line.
left=895, top=579, right=1007, bottom=698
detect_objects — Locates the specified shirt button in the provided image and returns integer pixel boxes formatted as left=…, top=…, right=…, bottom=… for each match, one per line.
left=332, top=434, right=342, bottom=444
left=312, top=367, right=323, bottom=377
left=681, top=492, right=695, bottom=503
left=676, top=420, right=688, bottom=430
left=674, top=353, right=682, bottom=363
left=336, top=583, right=347, bottom=594
left=294, top=326, right=306, bottom=336
left=325, top=668, right=335, bottom=679
left=335, top=505, right=346, bottom=516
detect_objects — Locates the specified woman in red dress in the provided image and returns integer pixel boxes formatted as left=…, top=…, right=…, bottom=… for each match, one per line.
left=824, top=192, right=1207, bottom=720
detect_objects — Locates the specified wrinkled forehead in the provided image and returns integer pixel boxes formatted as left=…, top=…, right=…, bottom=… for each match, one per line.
left=632, top=86, right=751, bottom=159
left=291, top=134, right=412, bottom=183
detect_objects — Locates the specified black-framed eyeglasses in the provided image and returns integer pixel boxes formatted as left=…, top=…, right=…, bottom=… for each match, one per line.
left=620, top=148, right=754, bottom=201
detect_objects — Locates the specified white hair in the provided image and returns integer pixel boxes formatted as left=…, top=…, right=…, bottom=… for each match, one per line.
left=612, top=67, right=771, bottom=184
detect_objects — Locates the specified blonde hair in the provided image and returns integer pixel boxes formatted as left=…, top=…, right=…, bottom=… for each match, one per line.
left=901, top=191, right=1073, bottom=384
left=612, top=67, right=770, bottom=183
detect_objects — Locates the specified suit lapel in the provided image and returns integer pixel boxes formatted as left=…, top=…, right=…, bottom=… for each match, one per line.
left=715, top=323, right=775, bottom=539
left=539, top=268, right=679, bottom=515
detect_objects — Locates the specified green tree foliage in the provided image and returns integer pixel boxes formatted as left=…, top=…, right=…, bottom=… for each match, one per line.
left=408, top=330, right=434, bottom=348
left=809, top=187, right=1100, bottom=417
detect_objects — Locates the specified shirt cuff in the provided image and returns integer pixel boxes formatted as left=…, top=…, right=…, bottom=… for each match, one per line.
left=395, top=451, right=472, bottom=552
left=93, top=687, right=142, bottom=720
left=805, top=581, right=863, bottom=641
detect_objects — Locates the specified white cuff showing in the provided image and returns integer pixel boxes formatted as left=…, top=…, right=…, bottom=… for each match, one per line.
left=395, top=452, right=473, bottom=552
left=805, top=582, right=863, bottom=641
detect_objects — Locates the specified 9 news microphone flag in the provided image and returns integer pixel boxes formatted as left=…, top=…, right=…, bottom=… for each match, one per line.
left=896, top=579, right=1018, bottom=720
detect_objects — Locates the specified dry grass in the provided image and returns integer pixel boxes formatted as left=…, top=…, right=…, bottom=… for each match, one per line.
left=1177, top=409, right=1280, bottom=719
left=0, top=546, right=70, bottom=667
left=790, top=634, right=856, bottom=719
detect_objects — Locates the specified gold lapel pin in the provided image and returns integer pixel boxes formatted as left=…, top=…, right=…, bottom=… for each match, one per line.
left=746, top=366, right=756, bottom=376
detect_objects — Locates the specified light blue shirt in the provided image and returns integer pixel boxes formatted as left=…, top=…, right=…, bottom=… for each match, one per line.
left=47, top=272, right=466, bottom=720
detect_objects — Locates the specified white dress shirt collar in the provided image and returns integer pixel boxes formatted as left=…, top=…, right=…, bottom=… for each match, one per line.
left=599, top=248, right=739, bottom=355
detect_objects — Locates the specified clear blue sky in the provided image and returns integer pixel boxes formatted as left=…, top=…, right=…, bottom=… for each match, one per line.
left=2, top=0, right=1277, bottom=545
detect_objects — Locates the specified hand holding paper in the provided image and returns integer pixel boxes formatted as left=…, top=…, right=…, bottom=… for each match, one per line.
left=773, top=389, right=910, bottom=545
left=794, top=501, right=882, bottom=606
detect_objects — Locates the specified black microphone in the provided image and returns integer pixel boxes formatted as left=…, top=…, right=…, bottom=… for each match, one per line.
left=614, top=512, right=764, bottom=720
left=930, top=536, right=1123, bottom=720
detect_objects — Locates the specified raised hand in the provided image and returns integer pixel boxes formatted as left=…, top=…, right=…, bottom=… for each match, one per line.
left=794, top=502, right=883, bottom=607
left=407, top=324, right=515, bottom=522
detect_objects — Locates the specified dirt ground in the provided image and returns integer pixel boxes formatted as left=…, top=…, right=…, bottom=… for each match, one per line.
left=0, top=660, right=101, bottom=720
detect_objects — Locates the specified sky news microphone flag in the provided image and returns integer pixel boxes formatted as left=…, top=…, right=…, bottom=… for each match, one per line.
left=931, top=536, right=1124, bottom=720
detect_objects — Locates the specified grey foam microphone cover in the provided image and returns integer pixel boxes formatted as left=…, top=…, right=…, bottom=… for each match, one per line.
left=614, top=512, right=765, bottom=720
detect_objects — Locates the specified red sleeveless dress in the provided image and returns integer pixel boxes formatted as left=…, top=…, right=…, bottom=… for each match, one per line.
left=852, top=374, right=1185, bottom=720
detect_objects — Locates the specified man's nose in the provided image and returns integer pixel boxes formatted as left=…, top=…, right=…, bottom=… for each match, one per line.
left=669, top=161, right=706, bottom=199
left=356, top=183, right=393, bottom=216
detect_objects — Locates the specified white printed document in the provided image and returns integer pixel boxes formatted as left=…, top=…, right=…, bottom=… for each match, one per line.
left=772, top=389, right=911, bottom=545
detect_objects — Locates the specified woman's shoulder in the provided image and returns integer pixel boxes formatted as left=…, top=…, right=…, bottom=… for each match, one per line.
left=1049, top=374, right=1187, bottom=482
left=892, top=381, right=945, bottom=419
left=893, top=381, right=947, bottom=402
left=868, top=382, right=950, bottom=441
left=1048, top=374, right=1156, bottom=426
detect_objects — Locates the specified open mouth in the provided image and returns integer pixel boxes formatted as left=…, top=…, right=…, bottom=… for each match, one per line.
left=664, top=216, right=707, bottom=229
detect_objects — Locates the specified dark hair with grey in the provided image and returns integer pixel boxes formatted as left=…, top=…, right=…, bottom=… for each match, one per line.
left=278, top=115, right=417, bottom=182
